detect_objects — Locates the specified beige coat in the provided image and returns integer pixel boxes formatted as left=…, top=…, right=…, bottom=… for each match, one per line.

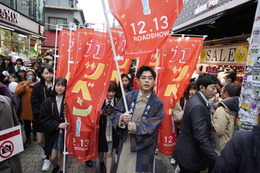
left=0, top=95, right=22, bottom=173
left=211, top=102, right=237, bottom=152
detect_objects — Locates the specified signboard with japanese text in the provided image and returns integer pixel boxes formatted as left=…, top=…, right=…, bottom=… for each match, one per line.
left=57, top=29, right=116, bottom=161
left=108, top=0, right=183, bottom=54
left=156, top=37, right=204, bottom=155
left=0, top=125, right=23, bottom=162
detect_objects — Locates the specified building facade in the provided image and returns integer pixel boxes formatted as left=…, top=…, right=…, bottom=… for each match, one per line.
left=42, top=0, right=85, bottom=51
left=0, top=0, right=45, bottom=61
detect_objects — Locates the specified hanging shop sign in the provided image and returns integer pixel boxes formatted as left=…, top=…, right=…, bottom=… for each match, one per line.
left=200, top=44, right=248, bottom=65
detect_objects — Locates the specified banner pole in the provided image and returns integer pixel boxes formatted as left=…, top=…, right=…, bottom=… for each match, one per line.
left=101, top=0, right=129, bottom=113
left=63, top=120, right=67, bottom=173
left=53, top=24, right=62, bottom=84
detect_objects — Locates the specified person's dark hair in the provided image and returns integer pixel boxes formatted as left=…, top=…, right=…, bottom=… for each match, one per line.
left=225, top=71, right=236, bottom=82
left=0, top=56, right=14, bottom=70
left=196, top=73, right=219, bottom=90
left=136, top=66, right=156, bottom=79
left=52, top=77, right=67, bottom=96
left=108, top=81, right=117, bottom=92
left=15, top=58, right=23, bottom=66
left=24, top=69, right=37, bottom=82
left=41, top=65, right=53, bottom=74
left=223, top=83, right=241, bottom=97
left=121, top=74, right=131, bottom=91
left=184, top=82, right=197, bottom=99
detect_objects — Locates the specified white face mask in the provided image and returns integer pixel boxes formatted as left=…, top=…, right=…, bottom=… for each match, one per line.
left=220, top=78, right=226, bottom=86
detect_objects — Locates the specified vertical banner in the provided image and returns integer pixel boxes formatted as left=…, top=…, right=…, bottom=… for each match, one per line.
left=110, top=29, right=133, bottom=82
left=56, top=29, right=76, bottom=79
left=108, top=0, right=183, bottom=54
left=58, top=29, right=115, bottom=161
left=157, top=37, right=204, bottom=156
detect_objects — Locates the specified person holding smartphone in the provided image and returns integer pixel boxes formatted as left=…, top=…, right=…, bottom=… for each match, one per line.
left=15, top=69, right=37, bottom=148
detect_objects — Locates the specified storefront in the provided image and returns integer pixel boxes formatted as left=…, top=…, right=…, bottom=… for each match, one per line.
left=198, top=43, right=248, bottom=82
left=0, top=3, right=45, bottom=62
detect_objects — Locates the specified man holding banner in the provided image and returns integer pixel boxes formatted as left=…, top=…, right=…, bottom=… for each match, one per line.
left=111, top=66, right=164, bottom=173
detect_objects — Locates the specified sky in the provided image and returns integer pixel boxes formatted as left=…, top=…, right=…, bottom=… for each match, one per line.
left=77, top=0, right=114, bottom=29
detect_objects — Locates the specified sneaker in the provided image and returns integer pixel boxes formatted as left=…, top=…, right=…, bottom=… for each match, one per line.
left=100, top=162, right=106, bottom=173
left=42, top=159, right=51, bottom=171
left=51, top=165, right=59, bottom=173
left=170, top=158, right=176, bottom=165
left=175, top=164, right=180, bottom=173
left=41, top=149, right=46, bottom=160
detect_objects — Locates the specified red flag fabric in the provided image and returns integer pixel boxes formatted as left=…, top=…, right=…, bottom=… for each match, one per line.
left=57, top=29, right=115, bottom=161
left=56, top=30, right=77, bottom=78
left=156, top=37, right=204, bottom=156
left=108, top=0, right=183, bottom=54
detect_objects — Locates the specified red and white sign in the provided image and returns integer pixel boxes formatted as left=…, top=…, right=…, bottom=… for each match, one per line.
left=108, top=0, right=183, bottom=54
left=0, top=125, right=24, bottom=162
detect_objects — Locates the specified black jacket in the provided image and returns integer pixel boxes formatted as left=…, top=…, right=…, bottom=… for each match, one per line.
left=31, top=82, right=52, bottom=118
left=98, top=97, right=119, bottom=152
left=39, top=96, right=65, bottom=156
left=214, top=125, right=260, bottom=173
left=173, top=92, right=217, bottom=171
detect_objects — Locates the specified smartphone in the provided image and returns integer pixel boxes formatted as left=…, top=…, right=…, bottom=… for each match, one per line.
left=27, top=75, right=32, bottom=80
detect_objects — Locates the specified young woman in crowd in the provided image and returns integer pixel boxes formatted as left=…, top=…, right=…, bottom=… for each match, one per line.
left=31, top=65, right=53, bottom=171
left=116, top=74, right=132, bottom=99
left=39, top=77, right=69, bottom=173
left=0, top=56, right=15, bottom=74
left=15, top=69, right=37, bottom=148
left=98, top=81, right=119, bottom=173
left=14, top=58, right=24, bottom=73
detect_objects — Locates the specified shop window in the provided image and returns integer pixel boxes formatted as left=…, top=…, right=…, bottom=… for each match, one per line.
left=16, top=0, right=44, bottom=24
left=1, top=0, right=16, bottom=9
left=48, top=17, right=67, bottom=30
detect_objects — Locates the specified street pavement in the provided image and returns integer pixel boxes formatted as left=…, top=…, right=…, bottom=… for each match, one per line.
left=20, top=139, right=175, bottom=173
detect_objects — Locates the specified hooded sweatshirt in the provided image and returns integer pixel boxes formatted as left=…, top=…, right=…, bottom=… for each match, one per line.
left=211, top=97, right=240, bottom=151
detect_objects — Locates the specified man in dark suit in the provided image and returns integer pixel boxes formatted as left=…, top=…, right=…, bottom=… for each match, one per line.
left=173, top=73, right=219, bottom=173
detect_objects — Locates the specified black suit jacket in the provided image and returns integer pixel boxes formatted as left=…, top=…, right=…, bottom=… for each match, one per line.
left=173, top=92, right=217, bottom=171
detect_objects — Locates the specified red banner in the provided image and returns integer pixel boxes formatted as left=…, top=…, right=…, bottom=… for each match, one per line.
left=57, top=29, right=116, bottom=161
left=108, top=0, right=183, bottom=54
left=156, top=37, right=204, bottom=156
left=56, top=30, right=76, bottom=78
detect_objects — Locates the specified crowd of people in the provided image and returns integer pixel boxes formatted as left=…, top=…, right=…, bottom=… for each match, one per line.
left=0, top=55, right=259, bottom=173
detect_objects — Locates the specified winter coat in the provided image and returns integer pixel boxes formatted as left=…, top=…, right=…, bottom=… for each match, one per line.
left=173, top=92, right=217, bottom=171
left=0, top=95, right=22, bottom=173
left=211, top=97, right=239, bottom=151
left=214, top=125, right=260, bottom=173
left=111, top=90, right=164, bottom=172
left=39, top=96, right=65, bottom=156
left=15, top=80, right=35, bottom=120
left=31, top=82, right=52, bottom=132
left=98, top=98, right=119, bottom=152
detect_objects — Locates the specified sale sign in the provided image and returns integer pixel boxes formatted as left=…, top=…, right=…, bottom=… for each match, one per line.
left=156, top=37, right=204, bottom=156
left=57, top=29, right=116, bottom=161
left=108, top=0, right=183, bottom=54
